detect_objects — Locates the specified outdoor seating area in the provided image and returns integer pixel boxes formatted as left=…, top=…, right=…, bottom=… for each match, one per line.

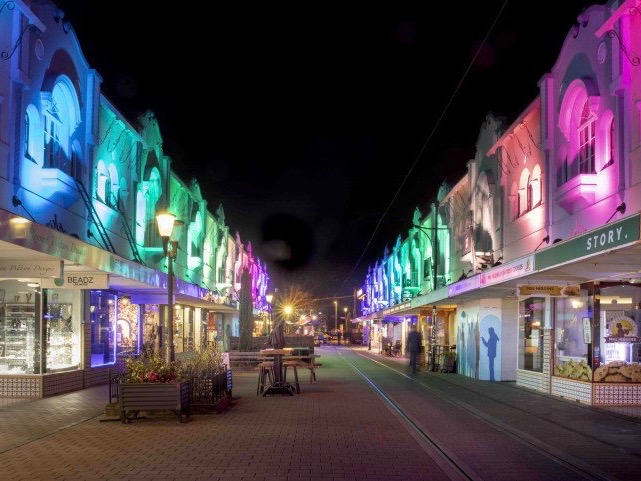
left=256, top=348, right=321, bottom=396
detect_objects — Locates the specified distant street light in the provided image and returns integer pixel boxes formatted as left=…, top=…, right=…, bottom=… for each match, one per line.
left=284, top=304, right=293, bottom=335
left=333, top=300, right=337, bottom=332
left=156, top=212, right=183, bottom=363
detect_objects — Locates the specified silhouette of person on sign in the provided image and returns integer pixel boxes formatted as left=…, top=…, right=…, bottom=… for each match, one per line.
left=481, top=326, right=500, bottom=381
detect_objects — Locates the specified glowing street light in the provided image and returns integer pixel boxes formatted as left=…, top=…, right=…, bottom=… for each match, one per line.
left=156, top=211, right=183, bottom=363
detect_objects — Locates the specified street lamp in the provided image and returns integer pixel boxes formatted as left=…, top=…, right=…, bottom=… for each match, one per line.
left=333, top=300, right=337, bottom=333
left=156, top=212, right=183, bottom=363
left=411, top=222, right=449, bottom=290
left=284, top=304, right=292, bottom=335
left=343, top=307, right=348, bottom=345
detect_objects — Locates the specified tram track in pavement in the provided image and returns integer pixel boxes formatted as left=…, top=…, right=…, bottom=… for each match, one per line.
left=334, top=346, right=628, bottom=481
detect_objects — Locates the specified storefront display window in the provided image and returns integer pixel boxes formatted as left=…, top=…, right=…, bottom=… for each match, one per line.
left=45, top=288, right=81, bottom=373
left=0, top=280, right=38, bottom=374
left=142, top=304, right=160, bottom=356
left=518, top=297, right=544, bottom=372
left=117, top=297, right=139, bottom=357
left=554, top=289, right=592, bottom=381
left=593, top=284, right=641, bottom=383
left=89, top=290, right=116, bottom=366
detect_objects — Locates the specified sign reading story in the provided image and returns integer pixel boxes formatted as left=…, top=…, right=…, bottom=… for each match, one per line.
left=605, top=311, right=640, bottom=343
left=536, top=214, right=641, bottom=270
left=0, top=260, right=60, bottom=277
left=41, top=273, right=109, bottom=289
left=480, top=255, right=534, bottom=287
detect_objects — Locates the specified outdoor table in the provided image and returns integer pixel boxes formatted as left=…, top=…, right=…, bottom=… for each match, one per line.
left=259, top=348, right=295, bottom=396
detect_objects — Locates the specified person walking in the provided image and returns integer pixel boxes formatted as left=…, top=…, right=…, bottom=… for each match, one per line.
left=407, top=324, right=423, bottom=377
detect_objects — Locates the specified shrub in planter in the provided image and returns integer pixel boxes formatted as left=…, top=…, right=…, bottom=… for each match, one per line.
left=120, top=355, right=188, bottom=423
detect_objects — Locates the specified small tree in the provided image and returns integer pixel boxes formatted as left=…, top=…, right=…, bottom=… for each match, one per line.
left=238, top=267, right=254, bottom=351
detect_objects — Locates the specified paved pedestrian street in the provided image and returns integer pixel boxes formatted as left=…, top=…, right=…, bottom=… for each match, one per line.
left=0, top=347, right=640, bottom=481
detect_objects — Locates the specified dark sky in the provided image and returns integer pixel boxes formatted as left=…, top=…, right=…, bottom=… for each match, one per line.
left=59, top=0, right=594, bottom=305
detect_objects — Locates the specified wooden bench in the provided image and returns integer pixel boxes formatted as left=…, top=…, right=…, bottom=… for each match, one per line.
left=284, top=355, right=322, bottom=383
left=228, top=352, right=266, bottom=367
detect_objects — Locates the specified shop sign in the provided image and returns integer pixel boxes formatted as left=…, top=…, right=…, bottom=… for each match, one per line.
left=448, top=275, right=480, bottom=297
left=42, top=273, right=109, bottom=289
left=518, top=284, right=580, bottom=297
left=536, top=214, right=641, bottom=270
left=382, top=301, right=411, bottom=315
left=480, top=256, right=534, bottom=287
left=604, top=312, right=640, bottom=343
left=0, top=260, right=60, bottom=277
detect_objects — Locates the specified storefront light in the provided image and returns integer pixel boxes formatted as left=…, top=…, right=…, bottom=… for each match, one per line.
left=27, top=283, right=39, bottom=288
left=571, top=299, right=583, bottom=309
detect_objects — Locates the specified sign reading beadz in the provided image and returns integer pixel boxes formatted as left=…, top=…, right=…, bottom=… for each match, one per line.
left=41, top=273, right=109, bottom=289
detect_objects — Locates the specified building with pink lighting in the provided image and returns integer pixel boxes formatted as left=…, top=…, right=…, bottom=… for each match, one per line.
left=0, top=1, right=269, bottom=397
left=357, top=0, right=641, bottom=406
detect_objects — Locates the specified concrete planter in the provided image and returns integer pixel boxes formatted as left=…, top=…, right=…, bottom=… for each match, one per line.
left=119, top=381, right=190, bottom=423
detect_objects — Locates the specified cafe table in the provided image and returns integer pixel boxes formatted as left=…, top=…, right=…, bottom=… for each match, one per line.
left=259, top=348, right=295, bottom=396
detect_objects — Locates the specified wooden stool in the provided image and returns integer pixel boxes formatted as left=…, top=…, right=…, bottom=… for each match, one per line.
left=283, top=362, right=300, bottom=394
left=257, top=361, right=274, bottom=395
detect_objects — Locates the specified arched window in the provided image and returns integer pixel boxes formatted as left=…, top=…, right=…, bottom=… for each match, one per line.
left=608, top=118, right=615, bottom=165
left=96, top=160, right=109, bottom=203
left=24, top=113, right=29, bottom=158
left=530, top=165, right=542, bottom=208
left=43, top=77, right=80, bottom=175
left=578, top=101, right=595, bottom=174
left=518, top=168, right=530, bottom=216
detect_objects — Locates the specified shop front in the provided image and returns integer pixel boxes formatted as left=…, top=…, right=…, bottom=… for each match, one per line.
left=526, top=214, right=641, bottom=405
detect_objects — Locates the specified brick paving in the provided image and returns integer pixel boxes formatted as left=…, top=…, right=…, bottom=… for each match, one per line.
left=0, top=346, right=640, bottom=481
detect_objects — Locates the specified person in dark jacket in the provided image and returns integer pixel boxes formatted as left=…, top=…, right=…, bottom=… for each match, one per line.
left=407, top=325, right=423, bottom=377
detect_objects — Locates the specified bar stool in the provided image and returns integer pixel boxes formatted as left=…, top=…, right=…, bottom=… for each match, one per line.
left=257, top=361, right=274, bottom=395
left=283, top=361, right=300, bottom=394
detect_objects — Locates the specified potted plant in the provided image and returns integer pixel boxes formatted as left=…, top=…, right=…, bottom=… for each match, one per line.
left=119, top=355, right=190, bottom=423
left=178, top=343, right=231, bottom=412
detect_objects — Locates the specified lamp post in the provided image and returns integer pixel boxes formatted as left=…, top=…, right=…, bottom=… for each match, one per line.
left=333, top=300, right=337, bottom=333
left=411, top=223, right=449, bottom=290
left=156, top=212, right=182, bottom=363
left=284, top=304, right=292, bottom=335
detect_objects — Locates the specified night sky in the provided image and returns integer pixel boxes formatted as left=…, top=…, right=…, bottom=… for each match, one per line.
left=59, top=0, right=594, bottom=307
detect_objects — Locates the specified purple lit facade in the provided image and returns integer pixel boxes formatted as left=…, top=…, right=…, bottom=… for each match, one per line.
left=357, top=1, right=641, bottom=405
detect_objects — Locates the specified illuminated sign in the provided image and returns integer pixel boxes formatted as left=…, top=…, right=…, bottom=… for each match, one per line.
left=480, top=255, right=534, bottom=287
left=536, top=214, right=640, bottom=270
left=448, top=275, right=480, bottom=297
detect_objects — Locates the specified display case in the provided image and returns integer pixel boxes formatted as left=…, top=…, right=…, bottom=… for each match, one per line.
left=45, top=302, right=76, bottom=372
left=0, top=303, right=36, bottom=374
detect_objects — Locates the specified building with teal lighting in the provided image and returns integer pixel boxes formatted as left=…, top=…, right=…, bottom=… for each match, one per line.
left=0, top=0, right=268, bottom=397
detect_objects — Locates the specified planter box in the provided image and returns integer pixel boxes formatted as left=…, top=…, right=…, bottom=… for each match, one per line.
left=189, top=370, right=233, bottom=413
left=119, top=381, right=190, bottom=423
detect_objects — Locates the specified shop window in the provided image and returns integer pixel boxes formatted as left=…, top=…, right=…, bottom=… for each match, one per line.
left=142, top=304, right=161, bottom=355
left=0, top=280, right=39, bottom=374
left=593, top=284, right=641, bottom=383
left=117, top=297, right=139, bottom=357
left=89, top=290, right=116, bottom=366
left=44, top=288, right=81, bottom=373
left=553, top=291, right=592, bottom=381
left=518, top=297, right=544, bottom=373
left=578, top=102, right=596, bottom=174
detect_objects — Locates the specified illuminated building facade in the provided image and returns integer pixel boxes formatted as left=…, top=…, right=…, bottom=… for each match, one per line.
left=0, top=1, right=268, bottom=396
left=357, top=0, right=641, bottom=405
